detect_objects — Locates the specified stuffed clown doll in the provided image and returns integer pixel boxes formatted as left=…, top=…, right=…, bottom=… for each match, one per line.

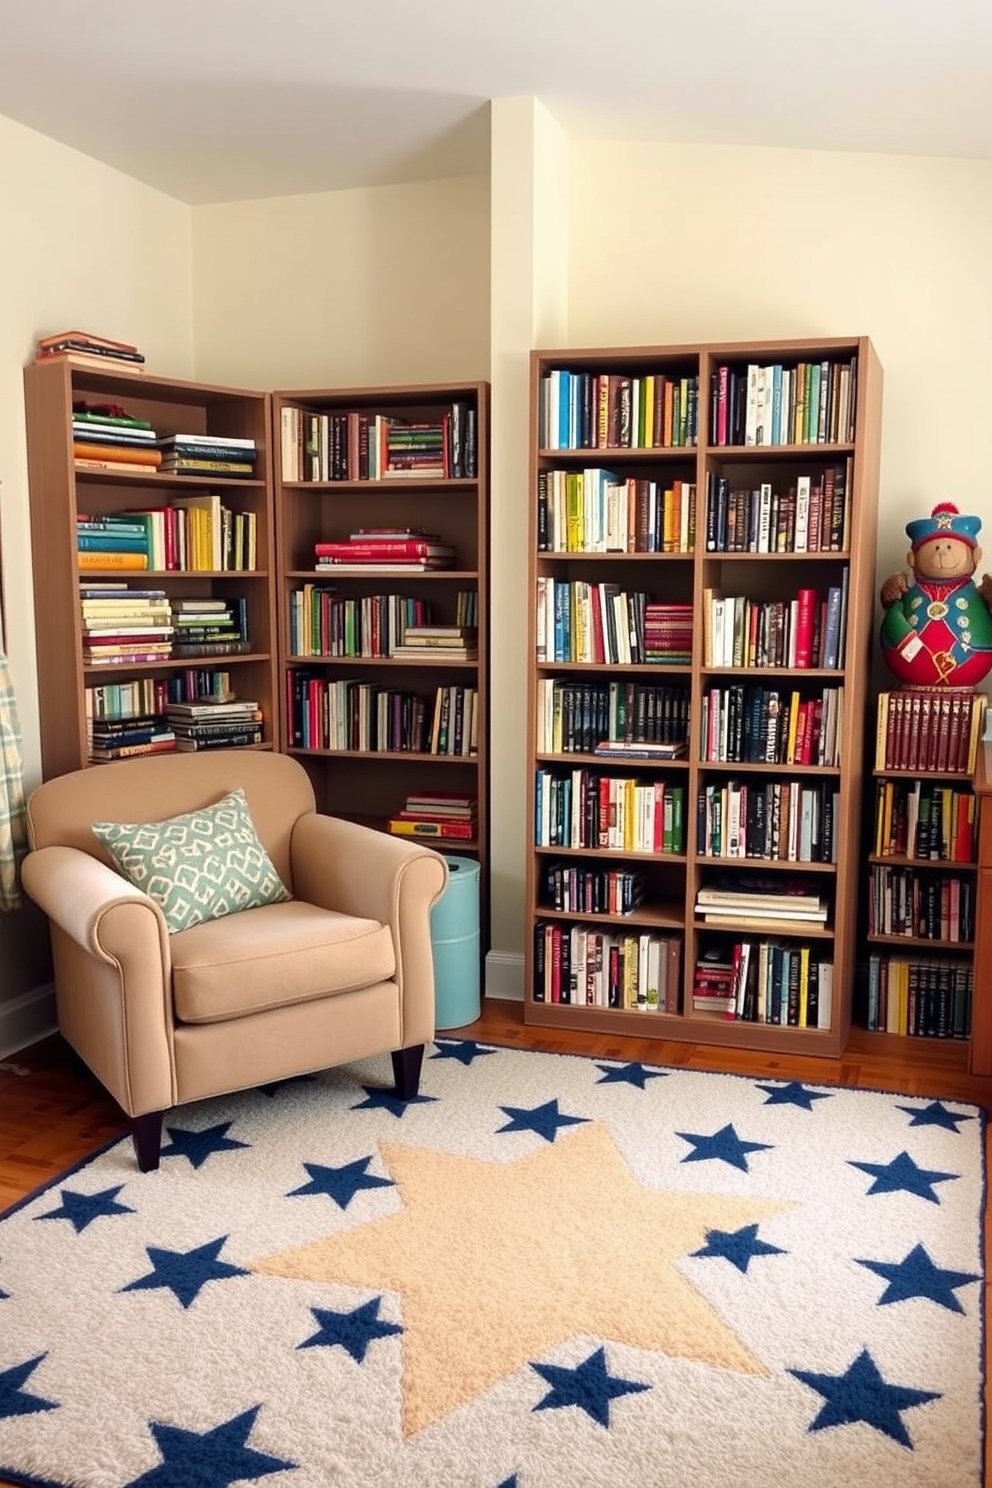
left=879, top=502, right=992, bottom=689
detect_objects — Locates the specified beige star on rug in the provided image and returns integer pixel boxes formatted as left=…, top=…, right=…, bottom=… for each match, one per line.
left=254, top=1120, right=791, bottom=1435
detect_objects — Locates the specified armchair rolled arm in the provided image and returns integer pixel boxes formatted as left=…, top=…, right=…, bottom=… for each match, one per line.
left=21, top=844, right=170, bottom=969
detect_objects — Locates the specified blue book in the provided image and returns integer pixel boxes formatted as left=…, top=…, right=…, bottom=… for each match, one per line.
left=558, top=371, right=571, bottom=450
left=77, top=535, right=149, bottom=553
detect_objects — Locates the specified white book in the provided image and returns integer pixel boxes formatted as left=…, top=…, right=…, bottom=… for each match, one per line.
left=794, top=475, right=811, bottom=553
left=817, top=962, right=834, bottom=1031
left=745, top=364, right=760, bottom=446
left=757, top=482, right=772, bottom=554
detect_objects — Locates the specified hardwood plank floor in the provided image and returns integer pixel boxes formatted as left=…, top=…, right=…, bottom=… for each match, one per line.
left=2, top=1002, right=989, bottom=1488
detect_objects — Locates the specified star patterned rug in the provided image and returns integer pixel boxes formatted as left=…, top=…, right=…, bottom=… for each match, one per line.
left=0, top=1041, right=984, bottom=1487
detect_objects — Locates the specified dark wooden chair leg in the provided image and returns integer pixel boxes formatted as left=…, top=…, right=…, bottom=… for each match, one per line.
left=131, top=1111, right=164, bottom=1172
left=391, top=1045, right=425, bottom=1100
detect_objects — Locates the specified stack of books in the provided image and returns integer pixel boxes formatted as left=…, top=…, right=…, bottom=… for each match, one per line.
left=694, top=880, right=829, bottom=932
left=164, top=698, right=263, bottom=752
left=79, top=583, right=173, bottom=666
left=158, top=433, right=257, bottom=479
left=77, top=515, right=152, bottom=572
left=315, top=528, right=456, bottom=575
left=692, top=953, right=737, bottom=1014
left=37, top=331, right=145, bottom=375
left=72, top=400, right=161, bottom=477
left=89, top=715, right=176, bottom=763
left=643, top=602, right=693, bottom=664
left=391, top=624, right=478, bottom=660
left=387, top=792, right=478, bottom=841
left=170, top=598, right=249, bottom=657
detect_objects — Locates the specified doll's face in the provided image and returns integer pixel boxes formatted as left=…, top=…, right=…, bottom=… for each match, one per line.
left=908, top=536, right=980, bottom=581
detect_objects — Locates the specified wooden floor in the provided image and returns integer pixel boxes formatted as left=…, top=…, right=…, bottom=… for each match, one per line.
left=1, top=1001, right=990, bottom=1485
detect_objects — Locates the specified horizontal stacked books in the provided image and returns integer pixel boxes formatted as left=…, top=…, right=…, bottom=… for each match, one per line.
left=73, top=401, right=161, bottom=477
left=315, top=529, right=456, bottom=575
left=700, top=685, right=844, bottom=767
left=78, top=515, right=153, bottom=572
left=89, top=715, right=176, bottom=763
left=873, top=779, right=978, bottom=863
left=171, top=598, right=250, bottom=657
left=535, top=770, right=686, bottom=854
left=694, top=882, right=829, bottom=932
left=866, top=955, right=972, bottom=1039
left=875, top=690, right=987, bottom=774
left=705, top=465, right=852, bottom=553
left=533, top=923, right=681, bottom=1011
left=281, top=403, right=477, bottom=481
left=158, top=433, right=257, bottom=479
left=387, top=792, right=477, bottom=841
left=644, top=604, right=693, bottom=664
left=80, top=584, right=173, bottom=666
left=536, top=679, right=690, bottom=756
left=697, top=780, right=838, bottom=863
left=164, top=699, right=263, bottom=751
left=537, top=470, right=695, bottom=553
left=538, top=370, right=699, bottom=450
left=391, top=625, right=478, bottom=661
left=703, top=582, right=848, bottom=669
left=694, top=941, right=834, bottom=1028
left=708, top=356, right=858, bottom=447
left=39, top=332, right=145, bottom=375
left=535, top=582, right=694, bottom=665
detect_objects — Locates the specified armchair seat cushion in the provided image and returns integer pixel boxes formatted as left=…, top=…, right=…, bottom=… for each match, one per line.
left=171, top=900, right=396, bottom=1024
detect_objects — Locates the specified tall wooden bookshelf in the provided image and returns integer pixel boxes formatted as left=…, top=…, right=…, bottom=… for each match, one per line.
left=271, top=380, right=489, bottom=950
left=23, top=358, right=278, bottom=779
left=525, top=337, right=882, bottom=1058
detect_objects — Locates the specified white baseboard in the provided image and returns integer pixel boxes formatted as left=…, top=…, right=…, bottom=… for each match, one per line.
left=0, top=983, right=57, bottom=1060
left=484, top=952, right=524, bottom=1002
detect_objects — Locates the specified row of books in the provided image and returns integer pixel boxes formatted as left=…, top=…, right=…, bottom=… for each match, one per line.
left=875, top=689, right=987, bottom=775
left=77, top=502, right=258, bottom=572
left=533, top=922, right=682, bottom=1011
left=868, top=867, right=975, bottom=943
left=314, top=529, right=457, bottom=574
left=711, top=358, right=858, bottom=448
left=80, top=587, right=249, bottom=664
left=872, top=780, right=978, bottom=864
left=535, top=770, right=686, bottom=854
left=387, top=792, right=477, bottom=842
left=703, top=463, right=852, bottom=553
left=85, top=670, right=241, bottom=723
left=539, top=370, right=699, bottom=451
left=866, top=954, right=972, bottom=1039
left=535, top=582, right=693, bottom=665
left=280, top=404, right=478, bottom=482
left=535, top=679, right=690, bottom=757
left=702, top=582, right=848, bottom=670
left=694, top=943, right=834, bottom=1028
left=699, top=685, right=843, bottom=768
left=542, top=863, right=645, bottom=917
left=286, top=672, right=478, bottom=756
left=696, top=780, right=839, bottom=865
left=536, top=471, right=695, bottom=554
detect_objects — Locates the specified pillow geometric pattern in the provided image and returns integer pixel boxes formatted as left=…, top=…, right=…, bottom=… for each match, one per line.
left=92, top=787, right=291, bottom=935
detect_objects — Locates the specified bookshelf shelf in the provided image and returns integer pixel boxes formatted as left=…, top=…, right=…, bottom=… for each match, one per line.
left=272, top=379, right=490, bottom=958
left=525, top=337, right=883, bottom=1054
left=23, top=358, right=278, bottom=777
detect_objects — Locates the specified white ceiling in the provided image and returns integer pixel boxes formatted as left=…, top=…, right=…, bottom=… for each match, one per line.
left=0, top=0, right=990, bottom=205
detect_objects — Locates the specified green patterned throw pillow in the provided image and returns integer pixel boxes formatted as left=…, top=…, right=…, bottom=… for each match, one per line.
left=92, top=787, right=290, bottom=934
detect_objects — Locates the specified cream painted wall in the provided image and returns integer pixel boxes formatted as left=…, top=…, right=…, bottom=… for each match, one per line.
left=191, top=176, right=491, bottom=389
left=0, top=111, right=193, bottom=1049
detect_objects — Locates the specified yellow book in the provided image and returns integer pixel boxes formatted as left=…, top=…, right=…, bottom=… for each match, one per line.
left=786, top=691, right=801, bottom=763
left=78, top=551, right=148, bottom=570
left=879, top=781, right=893, bottom=857
left=643, top=376, right=655, bottom=447
left=799, top=946, right=810, bottom=1027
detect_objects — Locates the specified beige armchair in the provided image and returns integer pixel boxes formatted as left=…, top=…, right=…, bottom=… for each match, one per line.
left=22, top=751, right=448, bottom=1171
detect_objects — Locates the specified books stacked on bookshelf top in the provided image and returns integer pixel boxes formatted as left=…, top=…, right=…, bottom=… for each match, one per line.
left=38, top=332, right=145, bottom=375
left=158, top=434, right=257, bottom=479
left=73, top=400, right=161, bottom=476
left=387, top=792, right=477, bottom=841
left=164, top=698, right=263, bottom=752
left=875, top=689, right=988, bottom=775
left=694, top=881, right=829, bottom=932
left=315, top=529, right=456, bottom=575
left=391, top=625, right=478, bottom=661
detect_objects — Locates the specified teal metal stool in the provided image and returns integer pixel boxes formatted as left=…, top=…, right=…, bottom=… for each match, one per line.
left=431, top=854, right=481, bottom=1030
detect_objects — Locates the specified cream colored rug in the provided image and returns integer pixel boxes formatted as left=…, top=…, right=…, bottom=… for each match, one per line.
left=0, top=1042, right=984, bottom=1486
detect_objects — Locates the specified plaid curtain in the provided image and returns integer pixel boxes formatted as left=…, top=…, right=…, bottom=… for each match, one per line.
left=0, top=653, right=26, bottom=911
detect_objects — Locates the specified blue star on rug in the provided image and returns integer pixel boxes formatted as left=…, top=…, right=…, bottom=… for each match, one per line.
left=756, top=1080, right=833, bottom=1111
left=0, top=1354, right=58, bottom=1419
left=788, top=1347, right=940, bottom=1448
left=430, top=1039, right=498, bottom=1066
left=351, top=1086, right=438, bottom=1117
left=299, top=1296, right=402, bottom=1362
left=35, top=1183, right=134, bottom=1234
left=895, top=1100, right=976, bottom=1133
left=497, top=1099, right=590, bottom=1143
left=856, top=1242, right=981, bottom=1313
left=849, top=1150, right=959, bottom=1204
left=123, top=1405, right=295, bottom=1487
left=495, top=1478, right=518, bottom=1487
left=120, top=1236, right=249, bottom=1310
left=160, top=1121, right=250, bottom=1169
left=692, top=1222, right=786, bottom=1273
left=677, top=1122, right=773, bottom=1172
left=287, top=1155, right=394, bottom=1209
left=595, top=1061, right=668, bottom=1090
left=530, top=1346, right=649, bottom=1428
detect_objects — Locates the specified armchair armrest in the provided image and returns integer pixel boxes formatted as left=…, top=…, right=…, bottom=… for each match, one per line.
left=21, top=845, right=169, bottom=967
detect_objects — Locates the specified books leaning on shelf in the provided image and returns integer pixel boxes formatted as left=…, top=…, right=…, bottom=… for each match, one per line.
left=875, top=689, right=987, bottom=774
left=701, top=580, right=848, bottom=669
left=388, top=792, right=477, bottom=841
left=533, top=922, right=682, bottom=1011
left=695, top=942, right=834, bottom=1028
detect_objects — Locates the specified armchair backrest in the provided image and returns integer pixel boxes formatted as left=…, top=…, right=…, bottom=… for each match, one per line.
left=26, top=751, right=316, bottom=887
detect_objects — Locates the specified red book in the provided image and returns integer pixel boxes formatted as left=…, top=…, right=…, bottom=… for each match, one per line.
left=793, top=588, right=817, bottom=668
left=313, top=540, right=454, bottom=559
